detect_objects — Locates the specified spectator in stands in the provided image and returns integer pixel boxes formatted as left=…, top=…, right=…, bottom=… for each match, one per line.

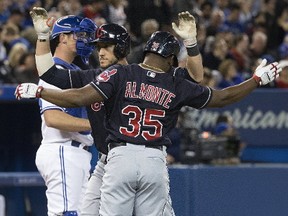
left=203, top=36, right=229, bottom=70
left=237, top=0, right=254, bottom=29
left=249, top=30, right=268, bottom=61
left=228, top=33, right=251, bottom=76
left=0, top=43, right=28, bottom=84
left=213, top=113, right=242, bottom=163
left=221, top=2, right=244, bottom=35
left=80, top=0, right=108, bottom=26
left=5, top=9, right=25, bottom=31
left=13, top=51, right=39, bottom=84
left=214, top=114, right=237, bottom=137
left=217, top=59, right=244, bottom=89
left=56, top=0, right=82, bottom=16
left=206, top=9, right=225, bottom=37
left=127, top=19, right=159, bottom=64
left=106, top=0, right=127, bottom=26
left=0, top=27, right=7, bottom=62
left=278, top=34, right=288, bottom=60
left=199, top=1, right=214, bottom=28
left=7, top=43, right=27, bottom=70
left=1, top=23, right=31, bottom=55
left=0, top=0, right=10, bottom=25
left=125, top=0, right=172, bottom=38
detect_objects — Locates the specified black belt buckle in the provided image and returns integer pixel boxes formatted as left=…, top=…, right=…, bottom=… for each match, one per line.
left=98, top=152, right=107, bottom=164
left=146, top=145, right=163, bottom=151
left=108, top=142, right=163, bottom=152
left=71, top=140, right=88, bottom=151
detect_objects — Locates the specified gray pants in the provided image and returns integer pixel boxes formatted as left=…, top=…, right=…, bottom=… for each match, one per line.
left=81, top=146, right=175, bottom=216
left=99, top=144, right=174, bottom=216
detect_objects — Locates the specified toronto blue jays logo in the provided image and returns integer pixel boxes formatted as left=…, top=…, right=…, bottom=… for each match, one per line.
left=96, top=69, right=117, bottom=82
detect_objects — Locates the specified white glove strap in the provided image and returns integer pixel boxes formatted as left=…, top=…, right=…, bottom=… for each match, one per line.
left=37, top=33, right=50, bottom=40
left=183, top=38, right=197, bottom=47
left=35, top=52, right=54, bottom=76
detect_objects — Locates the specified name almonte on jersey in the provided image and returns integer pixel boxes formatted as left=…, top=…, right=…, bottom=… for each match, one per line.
left=124, top=81, right=175, bottom=109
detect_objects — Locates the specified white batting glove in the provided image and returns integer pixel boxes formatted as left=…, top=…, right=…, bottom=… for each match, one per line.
left=172, top=11, right=197, bottom=47
left=30, top=7, right=55, bottom=40
left=253, top=60, right=282, bottom=85
left=14, top=83, right=44, bottom=100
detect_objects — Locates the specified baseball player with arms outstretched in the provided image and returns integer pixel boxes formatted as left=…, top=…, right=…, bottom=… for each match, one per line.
left=16, top=5, right=282, bottom=215
left=26, top=7, right=204, bottom=216
left=31, top=11, right=97, bottom=216
left=16, top=31, right=282, bottom=216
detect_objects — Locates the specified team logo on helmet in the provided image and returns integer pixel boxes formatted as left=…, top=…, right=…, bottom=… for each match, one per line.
left=151, top=42, right=160, bottom=51
left=96, top=27, right=104, bottom=38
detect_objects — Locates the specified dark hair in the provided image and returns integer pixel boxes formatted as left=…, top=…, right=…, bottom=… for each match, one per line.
left=216, top=114, right=230, bottom=124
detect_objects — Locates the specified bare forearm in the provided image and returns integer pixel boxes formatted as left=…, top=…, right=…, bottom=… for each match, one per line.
left=55, top=117, right=91, bottom=132
left=208, top=78, right=258, bottom=108
left=44, top=110, right=91, bottom=132
left=41, top=88, right=82, bottom=107
left=40, top=86, right=102, bottom=107
left=186, top=54, right=204, bottom=83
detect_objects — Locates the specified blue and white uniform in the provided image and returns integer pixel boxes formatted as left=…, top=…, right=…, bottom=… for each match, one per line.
left=36, top=57, right=93, bottom=215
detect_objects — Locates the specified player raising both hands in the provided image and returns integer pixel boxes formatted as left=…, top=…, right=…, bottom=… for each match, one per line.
left=16, top=7, right=282, bottom=216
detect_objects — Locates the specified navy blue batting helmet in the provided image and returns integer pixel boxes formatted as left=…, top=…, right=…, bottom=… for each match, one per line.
left=92, top=23, right=130, bottom=59
left=144, top=31, right=180, bottom=60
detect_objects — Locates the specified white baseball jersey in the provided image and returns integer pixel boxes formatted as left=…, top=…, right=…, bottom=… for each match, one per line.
left=36, top=79, right=92, bottom=215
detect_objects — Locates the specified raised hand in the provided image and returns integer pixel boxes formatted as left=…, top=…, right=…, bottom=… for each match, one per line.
left=253, top=60, right=282, bottom=85
left=15, top=83, right=44, bottom=100
left=172, top=11, right=197, bottom=47
left=30, top=7, right=55, bottom=40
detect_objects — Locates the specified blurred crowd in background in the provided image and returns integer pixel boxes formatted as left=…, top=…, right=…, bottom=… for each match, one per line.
left=1, top=0, right=288, bottom=164
left=0, top=0, right=288, bottom=89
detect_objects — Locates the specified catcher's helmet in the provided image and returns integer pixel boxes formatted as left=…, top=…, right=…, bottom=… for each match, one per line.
left=92, top=23, right=130, bottom=59
left=50, top=15, right=97, bottom=64
left=51, top=15, right=84, bottom=39
left=144, top=31, right=180, bottom=65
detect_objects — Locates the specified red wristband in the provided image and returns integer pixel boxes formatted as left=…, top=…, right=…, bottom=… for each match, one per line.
left=36, top=86, right=44, bottom=98
left=252, top=74, right=261, bottom=85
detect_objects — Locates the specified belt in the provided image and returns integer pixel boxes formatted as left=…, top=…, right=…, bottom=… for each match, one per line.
left=71, top=140, right=89, bottom=151
left=108, top=142, right=163, bottom=152
left=98, top=152, right=107, bottom=164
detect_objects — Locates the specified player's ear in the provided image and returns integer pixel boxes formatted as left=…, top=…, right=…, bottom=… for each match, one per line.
left=59, top=33, right=68, bottom=44
left=168, top=55, right=175, bottom=67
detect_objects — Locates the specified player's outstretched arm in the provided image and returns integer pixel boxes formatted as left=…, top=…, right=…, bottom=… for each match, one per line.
left=172, top=11, right=203, bottom=83
left=207, top=60, right=282, bottom=108
left=15, top=83, right=104, bottom=107
left=30, top=7, right=55, bottom=76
